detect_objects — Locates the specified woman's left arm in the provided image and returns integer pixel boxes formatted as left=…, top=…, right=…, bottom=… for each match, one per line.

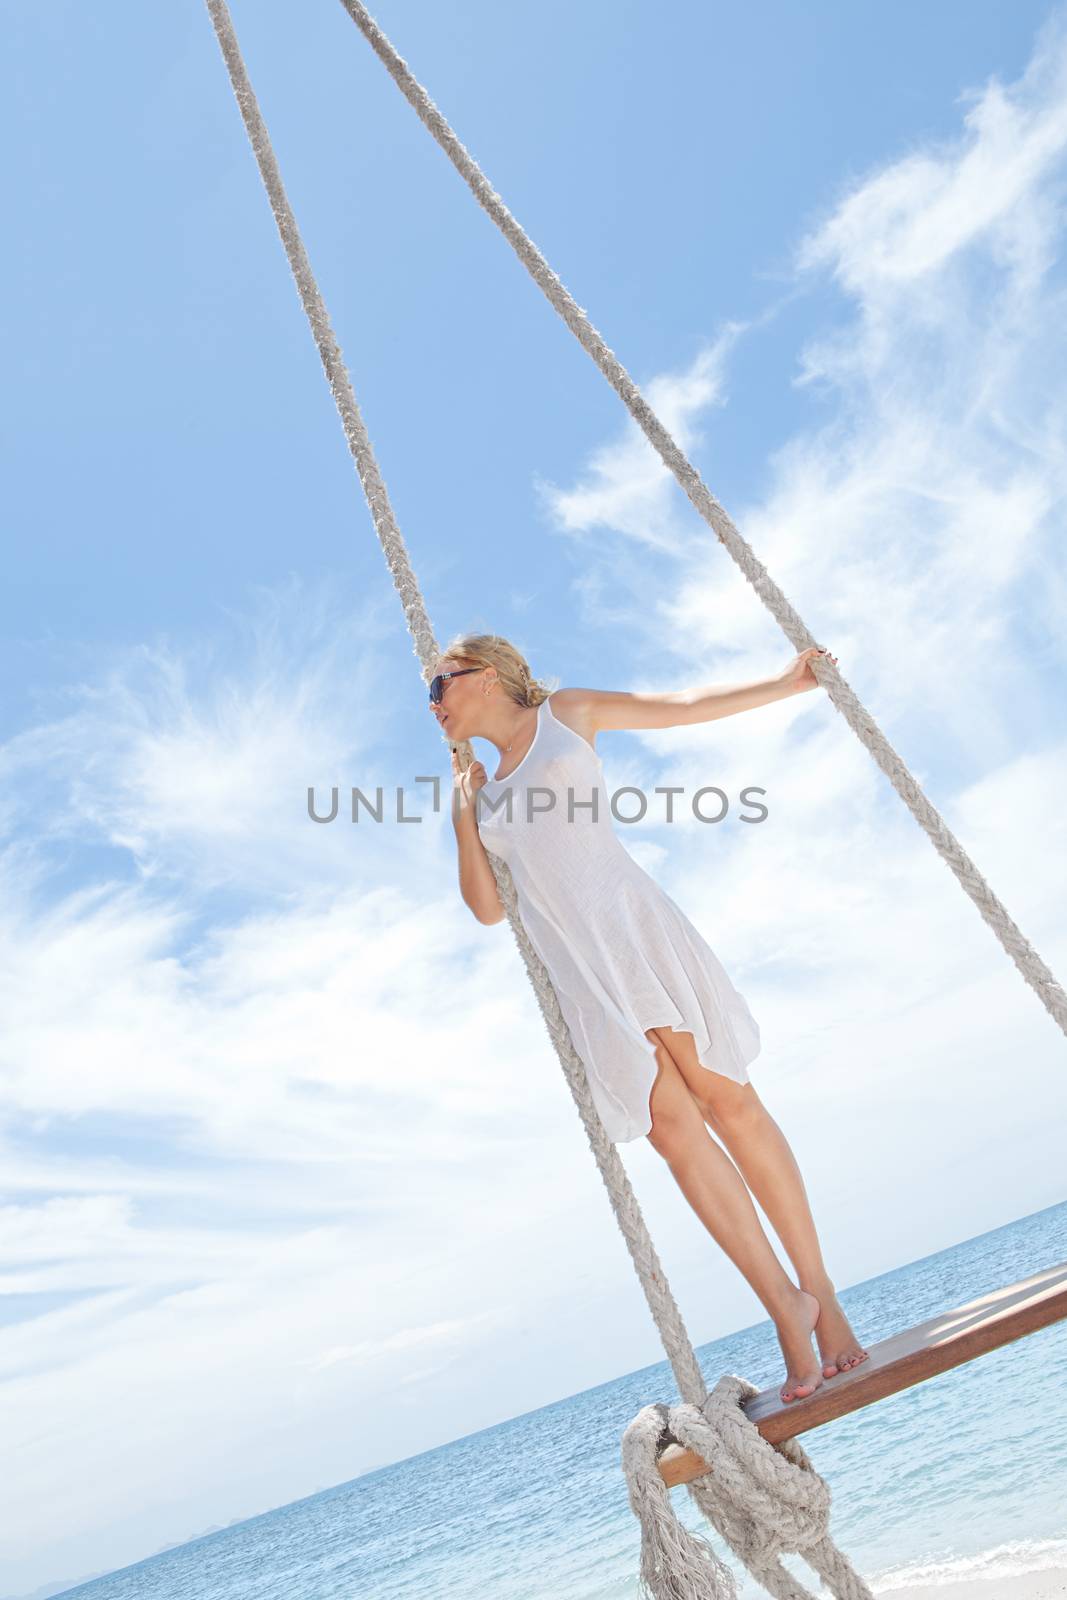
left=567, top=647, right=838, bottom=733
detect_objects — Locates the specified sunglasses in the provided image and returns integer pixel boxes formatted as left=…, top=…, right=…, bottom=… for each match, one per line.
left=428, top=666, right=484, bottom=705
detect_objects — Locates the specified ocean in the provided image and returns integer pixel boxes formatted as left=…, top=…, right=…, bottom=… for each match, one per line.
left=55, top=1199, right=1067, bottom=1598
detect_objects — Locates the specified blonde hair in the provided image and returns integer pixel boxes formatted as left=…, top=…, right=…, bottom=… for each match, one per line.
left=433, top=632, right=558, bottom=708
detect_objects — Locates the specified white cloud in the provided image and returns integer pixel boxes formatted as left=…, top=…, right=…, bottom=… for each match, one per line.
left=533, top=324, right=744, bottom=552
left=796, top=11, right=1067, bottom=296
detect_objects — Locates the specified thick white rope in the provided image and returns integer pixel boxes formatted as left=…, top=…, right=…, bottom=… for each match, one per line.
left=623, top=1378, right=874, bottom=1599
left=336, top=0, right=1067, bottom=1041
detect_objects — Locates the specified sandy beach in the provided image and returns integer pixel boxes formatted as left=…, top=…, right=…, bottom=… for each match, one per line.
left=874, top=1570, right=1067, bottom=1599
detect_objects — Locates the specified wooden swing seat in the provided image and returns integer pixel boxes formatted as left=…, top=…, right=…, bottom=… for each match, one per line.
left=659, top=1257, right=1067, bottom=1487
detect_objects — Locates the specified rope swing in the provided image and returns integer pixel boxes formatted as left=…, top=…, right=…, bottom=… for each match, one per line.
left=203, top=5, right=1067, bottom=1595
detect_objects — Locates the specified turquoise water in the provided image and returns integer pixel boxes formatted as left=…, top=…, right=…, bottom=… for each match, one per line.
left=57, top=1201, right=1067, bottom=1598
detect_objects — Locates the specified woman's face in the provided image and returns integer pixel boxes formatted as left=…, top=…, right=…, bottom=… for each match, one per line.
left=429, top=656, right=490, bottom=741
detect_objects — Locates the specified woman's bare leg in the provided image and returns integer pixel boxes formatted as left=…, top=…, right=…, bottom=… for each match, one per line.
left=699, top=1089, right=868, bottom=1379
left=645, top=1026, right=868, bottom=1394
left=644, top=1035, right=825, bottom=1402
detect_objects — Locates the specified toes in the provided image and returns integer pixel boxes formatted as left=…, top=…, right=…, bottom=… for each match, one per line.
left=782, top=1367, right=826, bottom=1402
left=820, top=1349, right=867, bottom=1375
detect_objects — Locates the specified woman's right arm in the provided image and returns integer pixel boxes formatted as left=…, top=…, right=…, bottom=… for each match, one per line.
left=451, top=751, right=507, bottom=925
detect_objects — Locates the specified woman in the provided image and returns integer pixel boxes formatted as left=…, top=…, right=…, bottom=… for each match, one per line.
left=431, top=632, right=867, bottom=1405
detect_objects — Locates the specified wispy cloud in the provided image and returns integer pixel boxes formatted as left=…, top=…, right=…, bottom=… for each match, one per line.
left=534, top=325, right=744, bottom=551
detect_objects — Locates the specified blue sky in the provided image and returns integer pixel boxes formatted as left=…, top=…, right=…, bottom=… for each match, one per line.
left=4, top=1, right=1067, bottom=1594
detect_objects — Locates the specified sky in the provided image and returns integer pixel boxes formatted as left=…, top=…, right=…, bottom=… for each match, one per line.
left=3, top=0, right=1067, bottom=1593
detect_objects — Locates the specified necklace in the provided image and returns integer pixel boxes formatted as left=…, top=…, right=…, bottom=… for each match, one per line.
left=503, top=708, right=533, bottom=753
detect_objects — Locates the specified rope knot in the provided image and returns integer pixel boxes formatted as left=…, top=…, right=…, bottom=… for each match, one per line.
left=622, top=1376, right=873, bottom=1600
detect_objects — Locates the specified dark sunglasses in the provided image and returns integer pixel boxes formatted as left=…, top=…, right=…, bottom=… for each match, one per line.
left=428, top=666, right=484, bottom=705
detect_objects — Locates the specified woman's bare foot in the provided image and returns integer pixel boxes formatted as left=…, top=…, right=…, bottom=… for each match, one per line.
left=776, top=1288, right=825, bottom=1404
left=803, top=1278, right=869, bottom=1378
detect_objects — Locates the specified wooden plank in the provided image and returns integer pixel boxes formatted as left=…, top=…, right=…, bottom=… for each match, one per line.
left=659, top=1258, right=1067, bottom=1488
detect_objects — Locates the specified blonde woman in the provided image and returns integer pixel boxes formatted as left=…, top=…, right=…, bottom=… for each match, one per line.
left=431, top=633, right=867, bottom=1405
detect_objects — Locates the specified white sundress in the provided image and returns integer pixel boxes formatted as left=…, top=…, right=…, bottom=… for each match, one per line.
left=475, top=692, right=761, bottom=1143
